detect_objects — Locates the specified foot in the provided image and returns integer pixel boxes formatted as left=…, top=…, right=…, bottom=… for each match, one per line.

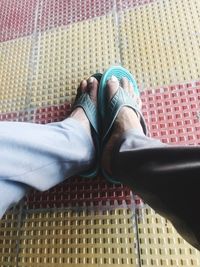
left=70, top=77, right=98, bottom=139
left=102, top=75, right=143, bottom=175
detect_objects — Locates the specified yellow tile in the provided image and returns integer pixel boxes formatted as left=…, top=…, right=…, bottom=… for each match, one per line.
left=0, top=37, right=31, bottom=113
left=120, top=0, right=200, bottom=89
left=137, top=206, right=200, bottom=266
left=18, top=209, right=137, bottom=267
left=30, top=14, right=120, bottom=109
left=0, top=212, right=19, bottom=266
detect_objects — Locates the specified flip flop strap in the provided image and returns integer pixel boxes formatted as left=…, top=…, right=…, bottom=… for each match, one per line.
left=103, top=86, right=147, bottom=139
left=73, top=93, right=98, bottom=134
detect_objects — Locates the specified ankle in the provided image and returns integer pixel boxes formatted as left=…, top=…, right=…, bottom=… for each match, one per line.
left=70, top=107, right=91, bottom=133
left=115, top=107, right=143, bottom=133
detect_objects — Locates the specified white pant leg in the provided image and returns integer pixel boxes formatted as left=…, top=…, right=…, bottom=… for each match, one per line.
left=0, top=118, right=95, bottom=218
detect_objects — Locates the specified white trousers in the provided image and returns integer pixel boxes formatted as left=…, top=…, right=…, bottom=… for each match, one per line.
left=0, top=118, right=95, bottom=218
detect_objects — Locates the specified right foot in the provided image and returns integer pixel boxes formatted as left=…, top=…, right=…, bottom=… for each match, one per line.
left=70, top=77, right=99, bottom=141
left=102, top=75, right=144, bottom=175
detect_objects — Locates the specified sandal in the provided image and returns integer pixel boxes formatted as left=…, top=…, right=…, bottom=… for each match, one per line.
left=72, top=73, right=102, bottom=178
left=98, top=66, right=147, bottom=183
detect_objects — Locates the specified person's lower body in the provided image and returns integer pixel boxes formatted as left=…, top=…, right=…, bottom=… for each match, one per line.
left=1, top=70, right=200, bottom=252
left=0, top=118, right=95, bottom=218
left=0, top=76, right=100, bottom=219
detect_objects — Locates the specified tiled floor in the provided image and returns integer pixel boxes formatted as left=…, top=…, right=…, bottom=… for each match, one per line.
left=0, top=0, right=200, bottom=266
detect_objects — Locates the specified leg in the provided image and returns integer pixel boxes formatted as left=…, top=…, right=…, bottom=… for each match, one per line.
left=111, top=129, right=200, bottom=250
left=102, top=76, right=200, bottom=250
left=0, top=77, right=99, bottom=218
left=0, top=118, right=95, bottom=190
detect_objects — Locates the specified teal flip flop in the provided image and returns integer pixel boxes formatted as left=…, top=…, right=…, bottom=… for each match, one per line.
left=72, top=73, right=102, bottom=178
left=98, top=66, right=147, bottom=183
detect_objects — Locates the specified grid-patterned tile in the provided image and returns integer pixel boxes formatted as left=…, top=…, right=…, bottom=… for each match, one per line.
left=0, top=0, right=38, bottom=42
left=137, top=206, right=200, bottom=266
left=37, top=0, right=114, bottom=33
left=29, top=15, right=120, bottom=110
left=0, top=37, right=32, bottom=113
left=0, top=111, right=30, bottom=122
left=18, top=209, right=138, bottom=267
left=0, top=212, right=20, bottom=267
left=119, top=0, right=200, bottom=88
left=117, top=0, right=156, bottom=10
left=141, top=82, right=200, bottom=145
left=0, top=0, right=200, bottom=266
left=32, top=102, right=71, bottom=123
left=24, top=176, right=133, bottom=209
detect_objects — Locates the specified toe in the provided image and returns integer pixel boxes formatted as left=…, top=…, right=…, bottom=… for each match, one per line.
left=120, top=77, right=142, bottom=109
left=80, top=79, right=87, bottom=93
left=87, top=77, right=98, bottom=104
left=106, top=75, right=120, bottom=102
left=128, top=80, right=134, bottom=95
left=120, top=77, right=130, bottom=93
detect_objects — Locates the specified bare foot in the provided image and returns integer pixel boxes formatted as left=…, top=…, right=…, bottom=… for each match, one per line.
left=70, top=77, right=98, bottom=139
left=102, top=75, right=143, bottom=174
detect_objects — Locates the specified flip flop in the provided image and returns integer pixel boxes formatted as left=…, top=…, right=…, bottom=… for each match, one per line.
left=98, top=66, right=147, bottom=183
left=72, top=73, right=102, bottom=178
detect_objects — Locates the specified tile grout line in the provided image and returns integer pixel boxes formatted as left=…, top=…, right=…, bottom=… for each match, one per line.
left=113, top=0, right=122, bottom=65
left=134, top=207, right=142, bottom=267
left=15, top=0, right=43, bottom=265
left=15, top=202, right=24, bottom=267
left=25, top=0, right=43, bottom=122
left=23, top=202, right=135, bottom=215
left=129, top=192, right=142, bottom=267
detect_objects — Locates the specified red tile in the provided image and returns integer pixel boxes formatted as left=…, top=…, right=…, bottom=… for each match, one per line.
left=37, top=0, right=114, bottom=32
left=0, top=0, right=38, bottom=42
left=33, top=102, right=71, bottom=123
left=0, top=111, right=29, bottom=121
left=0, top=0, right=159, bottom=42
left=24, top=176, right=133, bottom=209
left=141, top=83, right=200, bottom=145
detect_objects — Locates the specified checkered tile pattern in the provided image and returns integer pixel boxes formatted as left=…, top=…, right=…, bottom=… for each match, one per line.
left=1, top=0, right=200, bottom=266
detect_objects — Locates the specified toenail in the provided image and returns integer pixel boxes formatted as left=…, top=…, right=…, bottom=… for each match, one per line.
left=88, top=77, right=95, bottom=83
left=110, top=75, right=118, bottom=82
